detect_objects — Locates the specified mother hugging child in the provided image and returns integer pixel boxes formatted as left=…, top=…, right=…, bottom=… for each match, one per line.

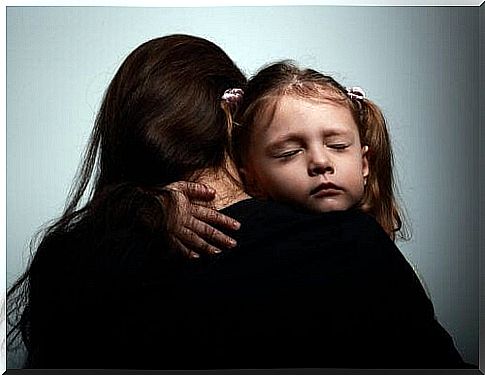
left=8, top=34, right=469, bottom=369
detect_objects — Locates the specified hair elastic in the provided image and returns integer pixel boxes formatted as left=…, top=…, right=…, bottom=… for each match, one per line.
left=346, top=86, right=366, bottom=101
left=222, top=88, right=244, bottom=106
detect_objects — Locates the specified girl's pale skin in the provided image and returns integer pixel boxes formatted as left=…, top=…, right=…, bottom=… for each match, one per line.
left=241, top=95, right=369, bottom=213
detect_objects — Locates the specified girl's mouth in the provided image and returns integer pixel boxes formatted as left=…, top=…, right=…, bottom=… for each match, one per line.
left=310, top=182, right=342, bottom=197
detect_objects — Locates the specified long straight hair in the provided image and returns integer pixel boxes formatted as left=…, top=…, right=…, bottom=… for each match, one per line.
left=7, top=34, right=247, bottom=366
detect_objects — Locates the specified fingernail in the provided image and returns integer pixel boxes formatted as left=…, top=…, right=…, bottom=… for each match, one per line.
left=233, top=221, right=241, bottom=230
left=190, top=252, right=200, bottom=259
left=212, top=249, right=222, bottom=254
left=229, top=239, right=237, bottom=248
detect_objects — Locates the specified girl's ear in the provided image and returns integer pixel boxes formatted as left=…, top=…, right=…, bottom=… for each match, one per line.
left=361, top=145, right=369, bottom=179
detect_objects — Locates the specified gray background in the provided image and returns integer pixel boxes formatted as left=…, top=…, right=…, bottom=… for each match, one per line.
left=7, top=6, right=481, bottom=367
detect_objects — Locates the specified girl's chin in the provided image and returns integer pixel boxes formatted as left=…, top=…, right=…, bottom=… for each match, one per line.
left=307, top=198, right=352, bottom=213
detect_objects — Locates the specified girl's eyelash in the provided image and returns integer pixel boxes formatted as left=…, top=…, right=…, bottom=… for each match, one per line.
left=328, top=144, right=349, bottom=150
left=276, top=150, right=300, bottom=158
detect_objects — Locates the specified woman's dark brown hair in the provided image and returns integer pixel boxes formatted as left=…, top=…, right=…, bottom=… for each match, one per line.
left=7, top=34, right=246, bottom=367
left=233, top=61, right=407, bottom=240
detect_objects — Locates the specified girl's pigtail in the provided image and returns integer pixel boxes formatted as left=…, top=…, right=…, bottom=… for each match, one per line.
left=359, top=99, right=406, bottom=240
left=221, top=88, right=244, bottom=145
left=220, top=88, right=246, bottom=186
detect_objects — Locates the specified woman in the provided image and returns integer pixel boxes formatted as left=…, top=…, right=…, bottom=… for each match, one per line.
left=7, top=34, right=248, bottom=368
left=7, top=34, right=466, bottom=369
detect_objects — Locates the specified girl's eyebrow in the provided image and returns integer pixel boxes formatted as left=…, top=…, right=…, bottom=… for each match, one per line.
left=323, top=126, right=354, bottom=137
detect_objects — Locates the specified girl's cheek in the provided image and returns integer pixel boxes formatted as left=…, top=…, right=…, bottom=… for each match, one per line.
left=268, top=168, right=288, bottom=184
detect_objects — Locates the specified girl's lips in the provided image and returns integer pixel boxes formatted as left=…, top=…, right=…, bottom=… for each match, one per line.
left=311, top=188, right=342, bottom=198
left=310, top=183, right=342, bottom=197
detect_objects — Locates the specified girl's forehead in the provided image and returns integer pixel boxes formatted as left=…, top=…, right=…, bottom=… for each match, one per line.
left=273, top=93, right=351, bottom=117
left=259, top=95, right=356, bottom=133
left=252, top=92, right=353, bottom=133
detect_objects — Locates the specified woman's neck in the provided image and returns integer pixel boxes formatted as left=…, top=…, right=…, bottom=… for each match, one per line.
left=195, top=164, right=250, bottom=210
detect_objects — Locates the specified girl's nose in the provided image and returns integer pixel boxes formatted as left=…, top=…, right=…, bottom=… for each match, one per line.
left=308, top=150, right=334, bottom=177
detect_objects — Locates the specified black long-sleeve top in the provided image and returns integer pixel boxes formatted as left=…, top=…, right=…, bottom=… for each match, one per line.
left=25, top=189, right=467, bottom=369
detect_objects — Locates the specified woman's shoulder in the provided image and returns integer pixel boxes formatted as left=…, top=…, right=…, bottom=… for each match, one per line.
left=219, top=200, right=415, bottom=279
left=218, top=200, right=427, bottom=303
left=223, top=198, right=384, bottom=238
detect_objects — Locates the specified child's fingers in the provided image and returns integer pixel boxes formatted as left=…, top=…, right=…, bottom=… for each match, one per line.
left=170, top=236, right=199, bottom=259
left=187, top=216, right=238, bottom=250
left=191, top=205, right=241, bottom=231
left=165, top=181, right=216, bottom=201
left=189, top=199, right=215, bottom=208
left=177, top=225, right=225, bottom=255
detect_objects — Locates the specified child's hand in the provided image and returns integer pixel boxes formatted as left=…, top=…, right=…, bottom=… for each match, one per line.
left=160, top=181, right=240, bottom=259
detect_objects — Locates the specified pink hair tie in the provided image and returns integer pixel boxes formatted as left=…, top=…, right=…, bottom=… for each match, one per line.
left=346, top=86, right=366, bottom=101
left=221, top=88, right=244, bottom=106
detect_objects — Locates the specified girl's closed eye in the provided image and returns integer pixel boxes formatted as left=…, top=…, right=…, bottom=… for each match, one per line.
left=327, top=143, right=350, bottom=150
left=275, top=149, right=302, bottom=159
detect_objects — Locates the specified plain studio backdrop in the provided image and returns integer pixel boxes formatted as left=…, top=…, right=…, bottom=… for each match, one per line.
left=6, top=5, right=481, bottom=368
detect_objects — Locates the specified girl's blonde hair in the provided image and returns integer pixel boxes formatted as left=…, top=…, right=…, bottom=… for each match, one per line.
left=232, top=61, right=407, bottom=240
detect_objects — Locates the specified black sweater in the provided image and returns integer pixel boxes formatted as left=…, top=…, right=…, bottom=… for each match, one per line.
left=25, top=195, right=467, bottom=369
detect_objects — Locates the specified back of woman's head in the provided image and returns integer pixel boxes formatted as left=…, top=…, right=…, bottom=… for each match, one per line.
left=6, top=36, right=246, bottom=365
left=234, top=61, right=406, bottom=240
left=95, top=34, right=246, bottom=189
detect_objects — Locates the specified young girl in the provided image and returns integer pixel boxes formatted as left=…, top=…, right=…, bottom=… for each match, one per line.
left=231, top=61, right=405, bottom=240
left=201, top=62, right=468, bottom=368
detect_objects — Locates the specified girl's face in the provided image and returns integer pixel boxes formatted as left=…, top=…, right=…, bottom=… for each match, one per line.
left=241, top=95, right=369, bottom=213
